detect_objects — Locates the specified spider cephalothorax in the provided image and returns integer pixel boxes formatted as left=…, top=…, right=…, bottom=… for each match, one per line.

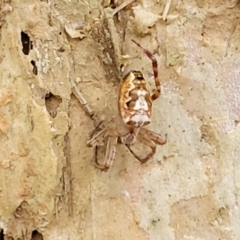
left=86, top=39, right=166, bottom=171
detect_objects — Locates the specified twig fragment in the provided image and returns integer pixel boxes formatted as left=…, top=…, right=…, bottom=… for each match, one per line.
left=162, top=0, right=172, bottom=21
left=112, top=0, right=135, bottom=16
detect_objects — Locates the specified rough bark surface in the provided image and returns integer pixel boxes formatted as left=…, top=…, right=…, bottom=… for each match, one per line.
left=0, top=0, right=240, bottom=240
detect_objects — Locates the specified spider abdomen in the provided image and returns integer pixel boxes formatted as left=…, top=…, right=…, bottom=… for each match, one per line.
left=118, top=71, right=152, bottom=127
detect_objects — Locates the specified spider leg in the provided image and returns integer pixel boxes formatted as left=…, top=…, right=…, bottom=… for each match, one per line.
left=88, top=120, right=104, bottom=139
left=131, top=39, right=161, bottom=101
left=126, top=133, right=156, bottom=164
left=72, top=86, right=94, bottom=118
left=118, top=127, right=139, bottom=145
left=139, top=128, right=167, bottom=145
left=126, top=128, right=166, bottom=164
left=73, top=85, right=119, bottom=171
left=95, top=136, right=117, bottom=171
left=87, top=126, right=118, bottom=171
left=87, top=127, right=110, bottom=147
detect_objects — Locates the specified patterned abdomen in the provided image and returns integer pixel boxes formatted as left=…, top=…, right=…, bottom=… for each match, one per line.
left=118, top=71, right=152, bottom=127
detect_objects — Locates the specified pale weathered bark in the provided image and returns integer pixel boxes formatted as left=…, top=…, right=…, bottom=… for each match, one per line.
left=0, top=0, right=240, bottom=240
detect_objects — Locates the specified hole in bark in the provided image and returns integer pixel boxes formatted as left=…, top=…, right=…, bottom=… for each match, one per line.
left=106, top=0, right=116, bottom=8
left=58, top=47, right=65, bottom=52
left=31, top=230, right=43, bottom=240
left=45, top=92, right=62, bottom=118
left=31, top=60, right=38, bottom=75
left=21, top=31, right=33, bottom=55
left=0, top=229, right=4, bottom=240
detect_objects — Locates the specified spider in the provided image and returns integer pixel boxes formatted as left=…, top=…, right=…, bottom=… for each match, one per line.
left=86, top=39, right=167, bottom=171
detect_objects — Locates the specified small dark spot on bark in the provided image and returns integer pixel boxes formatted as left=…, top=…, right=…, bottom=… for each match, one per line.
left=31, top=230, right=43, bottom=240
left=21, top=31, right=32, bottom=55
left=45, top=92, right=62, bottom=118
left=30, top=60, right=38, bottom=75
left=0, top=229, right=4, bottom=240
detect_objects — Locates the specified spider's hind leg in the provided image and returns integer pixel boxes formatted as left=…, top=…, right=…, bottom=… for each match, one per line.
left=127, top=128, right=166, bottom=164
left=87, top=127, right=109, bottom=148
left=140, top=128, right=167, bottom=146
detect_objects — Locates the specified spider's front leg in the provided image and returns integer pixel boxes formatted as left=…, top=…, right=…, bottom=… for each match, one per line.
left=99, top=136, right=117, bottom=171
left=72, top=86, right=95, bottom=118
left=73, top=86, right=119, bottom=171
left=87, top=126, right=118, bottom=171
left=131, top=39, right=161, bottom=101
left=126, top=128, right=166, bottom=164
